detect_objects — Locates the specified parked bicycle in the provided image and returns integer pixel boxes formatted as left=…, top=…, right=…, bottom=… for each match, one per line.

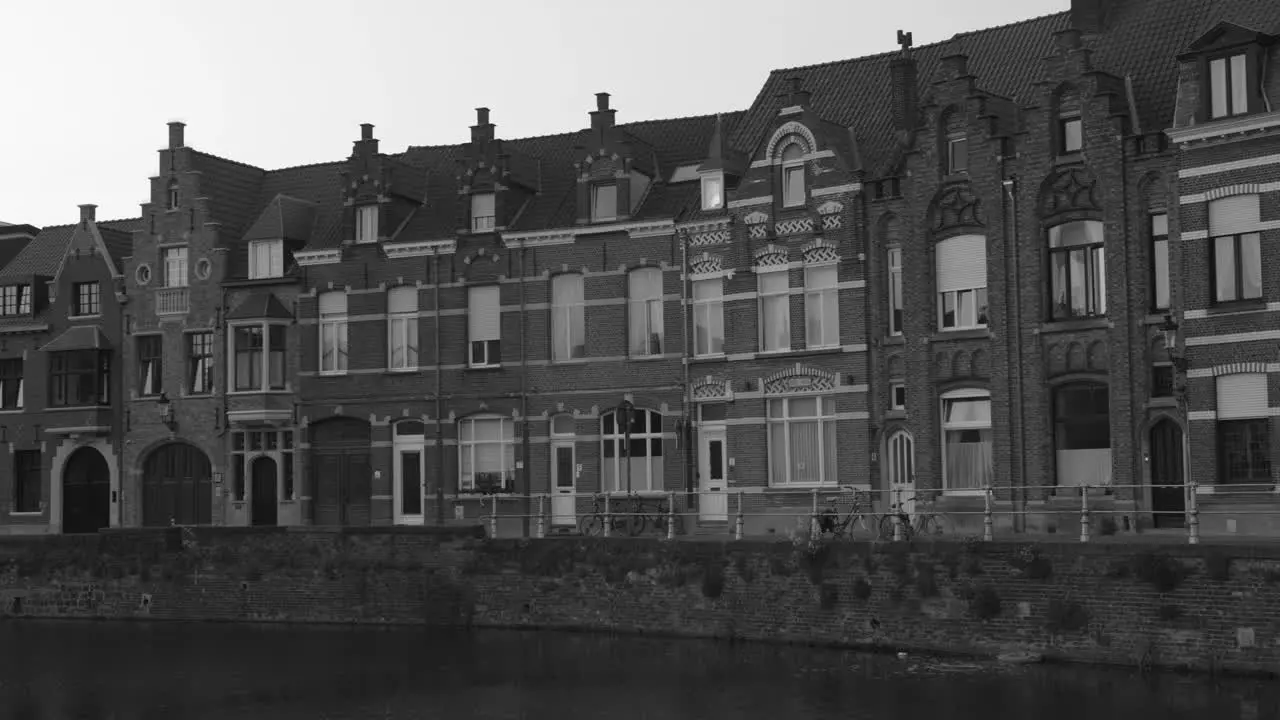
left=815, top=487, right=877, bottom=539
left=578, top=493, right=681, bottom=537
left=877, top=495, right=944, bottom=540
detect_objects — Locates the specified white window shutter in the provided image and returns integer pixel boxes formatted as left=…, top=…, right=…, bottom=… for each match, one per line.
left=935, top=234, right=988, bottom=292
left=388, top=286, right=417, bottom=313
left=319, top=291, right=347, bottom=316
left=1209, top=194, right=1260, bottom=237
left=469, top=285, right=501, bottom=341
left=1216, top=373, right=1268, bottom=419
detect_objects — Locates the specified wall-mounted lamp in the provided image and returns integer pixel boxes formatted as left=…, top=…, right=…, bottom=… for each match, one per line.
left=156, top=392, right=177, bottom=432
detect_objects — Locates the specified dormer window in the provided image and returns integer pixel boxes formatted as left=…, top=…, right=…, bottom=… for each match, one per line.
left=1209, top=53, right=1250, bottom=119
left=591, top=184, right=617, bottom=223
left=356, top=205, right=378, bottom=244
left=471, top=193, right=496, bottom=232
left=701, top=174, right=725, bottom=211
left=781, top=143, right=806, bottom=207
left=248, top=239, right=285, bottom=280
left=0, top=285, right=30, bottom=316
left=167, top=181, right=179, bottom=210
left=947, top=135, right=969, bottom=174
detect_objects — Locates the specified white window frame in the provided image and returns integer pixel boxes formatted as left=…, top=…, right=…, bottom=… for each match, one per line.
left=767, top=395, right=838, bottom=487
left=888, top=247, right=903, bottom=336
left=628, top=268, right=664, bottom=357
left=1150, top=212, right=1170, bottom=311
left=1209, top=53, right=1249, bottom=120
left=0, top=285, right=30, bottom=316
left=72, top=282, right=101, bottom=317
left=692, top=278, right=724, bottom=357
left=393, top=420, right=427, bottom=524
left=780, top=143, right=806, bottom=208
left=471, top=193, right=496, bottom=232
left=318, top=291, right=349, bottom=376
left=1059, top=116, right=1083, bottom=155
left=947, top=134, right=969, bottom=174
left=591, top=184, right=618, bottom=222
left=468, top=284, right=501, bottom=368
left=757, top=269, right=791, bottom=353
left=940, top=389, right=993, bottom=496
left=163, top=247, right=189, bottom=288
left=458, top=415, right=514, bottom=493
left=701, top=173, right=725, bottom=211
left=889, top=382, right=905, bottom=411
left=229, top=321, right=288, bottom=393
left=248, top=239, right=285, bottom=279
left=1048, top=220, right=1106, bottom=320
left=804, top=264, right=839, bottom=349
left=551, top=273, right=586, bottom=362
left=387, top=286, right=419, bottom=372
left=601, top=408, right=664, bottom=494
left=186, top=331, right=215, bottom=395
left=356, top=205, right=379, bottom=244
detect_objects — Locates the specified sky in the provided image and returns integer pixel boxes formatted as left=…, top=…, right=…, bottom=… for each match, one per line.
left=3, top=0, right=1067, bottom=228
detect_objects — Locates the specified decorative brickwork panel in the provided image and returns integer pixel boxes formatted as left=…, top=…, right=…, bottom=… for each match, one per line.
left=763, top=364, right=837, bottom=394
left=775, top=217, right=814, bottom=237
left=930, top=184, right=985, bottom=232
left=1040, top=166, right=1101, bottom=217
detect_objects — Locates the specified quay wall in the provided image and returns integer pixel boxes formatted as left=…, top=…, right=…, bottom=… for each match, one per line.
left=0, top=528, right=1276, bottom=675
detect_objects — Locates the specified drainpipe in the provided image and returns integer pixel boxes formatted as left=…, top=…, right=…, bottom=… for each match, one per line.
left=680, top=228, right=694, bottom=508
left=1119, top=134, right=1139, bottom=521
left=218, top=283, right=230, bottom=526
left=1001, top=169, right=1027, bottom=533
left=433, top=250, right=445, bottom=525
left=519, top=246, right=532, bottom=538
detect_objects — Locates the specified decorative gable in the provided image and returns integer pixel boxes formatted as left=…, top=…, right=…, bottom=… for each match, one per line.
left=1039, top=166, right=1101, bottom=218
left=929, top=184, right=985, bottom=233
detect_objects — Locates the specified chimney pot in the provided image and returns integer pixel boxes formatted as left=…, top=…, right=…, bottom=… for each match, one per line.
left=361, top=123, right=374, bottom=141
left=596, top=92, right=611, bottom=111
left=79, top=204, right=97, bottom=225
left=1054, top=28, right=1084, bottom=50
left=476, top=107, right=490, bottom=125
left=167, top=121, right=186, bottom=149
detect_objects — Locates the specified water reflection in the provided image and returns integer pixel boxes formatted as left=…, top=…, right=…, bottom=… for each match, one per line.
left=0, top=620, right=1273, bottom=719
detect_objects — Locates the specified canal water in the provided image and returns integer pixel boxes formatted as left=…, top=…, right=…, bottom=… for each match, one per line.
left=0, top=621, right=1273, bottom=719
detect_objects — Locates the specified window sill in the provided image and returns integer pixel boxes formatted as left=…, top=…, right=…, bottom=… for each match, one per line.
left=756, top=348, right=795, bottom=357
left=886, top=409, right=906, bottom=419
left=551, top=358, right=591, bottom=365
left=1144, top=313, right=1172, bottom=326
left=628, top=354, right=669, bottom=362
left=9, top=511, right=42, bottom=517
left=0, top=408, right=24, bottom=414
left=689, top=354, right=727, bottom=364
left=1147, top=397, right=1178, bottom=409
left=386, top=367, right=420, bottom=374
left=1054, top=153, right=1085, bottom=166
left=227, top=389, right=290, bottom=396
left=1039, top=317, right=1110, bottom=334
left=46, top=405, right=111, bottom=412
left=942, top=172, right=969, bottom=184
left=467, top=364, right=503, bottom=371
left=883, top=335, right=905, bottom=346
left=183, top=393, right=215, bottom=399
left=317, top=371, right=349, bottom=378
left=69, top=314, right=102, bottom=321
left=1207, top=299, right=1267, bottom=314
left=931, top=328, right=989, bottom=342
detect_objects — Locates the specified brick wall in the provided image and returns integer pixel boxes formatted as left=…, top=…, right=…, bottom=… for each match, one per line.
left=1, top=529, right=1277, bottom=675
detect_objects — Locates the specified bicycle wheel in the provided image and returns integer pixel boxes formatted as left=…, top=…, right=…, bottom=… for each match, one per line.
left=877, top=514, right=897, bottom=541
left=578, top=514, right=603, bottom=537
left=624, top=509, right=647, bottom=537
left=918, top=514, right=943, bottom=536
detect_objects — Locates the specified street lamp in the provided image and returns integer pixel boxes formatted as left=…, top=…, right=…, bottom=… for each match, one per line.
left=616, top=399, right=635, bottom=495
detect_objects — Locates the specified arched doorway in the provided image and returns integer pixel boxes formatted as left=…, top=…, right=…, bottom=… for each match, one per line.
left=142, top=443, right=212, bottom=527
left=1149, top=418, right=1185, bottom=528
left=885, top=431, right=915, bottom=514
left=251, top=456, right=279, bottom=526
left=63, top=447, right=110, bottom=534
left=310, top=417, right=372, bottom=526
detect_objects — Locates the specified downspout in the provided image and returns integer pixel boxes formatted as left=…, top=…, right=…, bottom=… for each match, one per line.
left=680, top=228, right=694, bottom=508
left=218, top=284, right=230, bottom=526
left=1001, top=166, right=1027, bottom=533
left=1119, top=132, right=1139, bottom=524
left=520, top=246, right=532, bottom=538
left=433, top=250, right=445, bottom=525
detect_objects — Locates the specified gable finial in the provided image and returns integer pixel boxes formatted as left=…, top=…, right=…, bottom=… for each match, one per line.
left=897, top=29, right=913, bottom=50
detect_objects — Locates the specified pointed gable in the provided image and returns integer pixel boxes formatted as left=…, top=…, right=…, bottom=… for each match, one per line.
left=1179, top=20, right=1278, bottom=58
left=244, top=195, right=319, bottom=244
left=227, top=291, right=292, bottom=320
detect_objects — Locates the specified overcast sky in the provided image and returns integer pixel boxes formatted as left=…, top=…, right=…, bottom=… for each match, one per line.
left=3, top=0, right=1066, bottom=228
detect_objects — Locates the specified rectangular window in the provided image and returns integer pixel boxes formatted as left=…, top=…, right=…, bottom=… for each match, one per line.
left=0, top=358, right=23, bottom=410
left=468, top=285, right=501, bottom=368
left=162, top=247, right=188, bottom=288
left=1150, top=213, right=1170, bottom=310
left=591, top=185, right=618, bottom=222
left=758, top=271, right=791, bottom=352
left=268, top=325, right=286, bottom=390
left=248, top=239, right=285, bottom=279
left=942, top=394, right=994, bottom=492
left=890, top=382, right=906, bottom=411
left=1048, top=220, right=1107, bottom=320
left=701, top=174, right=724, bottom=211
left=187, top=331, right=214, bottom=394
left=804, top=265, right=839, bottom=348
left=356, top=205, right=378, bottom=244
left=628, top=268, right=664, bottom=357
left=1152, top=364, right=1174, bottom=398
left=936, top=234, right=988, bottom=330
left=888, top=248, right=903, bottom=335
left=692, top=278, right=724, bottom=357
left=49, top=350, right=110, bottom=407
left=233, top=326, right=263, bottom=391
left=0, top=285, right=29, bottom=316
left=601, top=408, right=663, bottom=493
left=1209, top=53, right=1250, bottom=120
left=137, top=335, right=162, bottom=397
left=1218, top=419, right=1271, bottom=486
left=767, top=397, right=837, bottom=486
left=387, top=287, right=419, bottom=371
left=1054, top=384, right=1112, bottom=488
left=782, top=165, right=806, bottom=207
left=12, top=449, right=41, bottom=514
left=1059, top=117, right=1083, bottom=154
left=551, top=274, right=586, bottom=361
left=319, top=292, right=349, bottom=374
left=73, top=282, right=100, bottom=316
left=947, top=136, right=969, bottom=174
left=459, top=417, right=515, bottom=493
left=1212, top=233, right=1263, bottom=303
left=471, top=193, right=496, bottom=231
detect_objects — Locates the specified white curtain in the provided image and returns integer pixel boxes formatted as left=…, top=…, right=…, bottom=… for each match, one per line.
left=805, top=266, right=838, bottom=348
left=693, top=279, right=723, bottom=355
left=758, top=271, right=790, bottom=351
left=388, top=287, right=419, bottom=369
left=1056, top=449, right=1112, bottom=487
left=628, top=269, right=663, bottom=355
left=552, top=274, right=585, bottom=360
left=944, top=430, right=994, bottom=490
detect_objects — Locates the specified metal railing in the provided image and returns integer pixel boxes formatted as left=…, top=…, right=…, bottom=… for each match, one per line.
left=451, top=478, right=1280, bottom=545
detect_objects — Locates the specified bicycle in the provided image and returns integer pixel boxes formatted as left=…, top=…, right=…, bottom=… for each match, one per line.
left=877, top=496, right=944, bottom=540
left=578, top=493, right=645, bottom=537
left=637, top=495, right=685, bottom=537
left=815, top=487, right=876, bottom=539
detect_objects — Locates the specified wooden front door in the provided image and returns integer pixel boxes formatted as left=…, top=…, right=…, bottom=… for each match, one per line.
left=698, top=426, right=728, bottom=522
left=310, top=416, right=374, bottom=527
left=142, top=443, right=213, bottom=527
left=63, top=447, right=110, bottom=534
left=251, top=456, right=279, bottom=526
left=1150, top=419, right=1185, bottom=528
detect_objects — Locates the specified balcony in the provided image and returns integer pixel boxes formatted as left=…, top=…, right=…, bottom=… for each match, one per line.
left=156, top=287, right=189, bottom=316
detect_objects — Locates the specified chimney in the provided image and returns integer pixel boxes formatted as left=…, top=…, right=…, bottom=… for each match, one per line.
left=168, top=121, right=185, bottom=149
left=1071, top=0, right=1108, bottom=34
left=890, top=54, right=920, bottom=144
left=472, top=107, right=495, bottom=145
left=941, top=53, right=969, bottom=79
left=785, top=76, right=812, bottom=108
left=591, top=92, right=616, bottom=132
left=79, top=204, right=97, bottom=227
left=360, top=123, right=375, bottom=141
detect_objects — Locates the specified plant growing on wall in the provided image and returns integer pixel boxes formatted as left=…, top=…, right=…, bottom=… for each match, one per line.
left=1009, top=546, right=1053, bottom=580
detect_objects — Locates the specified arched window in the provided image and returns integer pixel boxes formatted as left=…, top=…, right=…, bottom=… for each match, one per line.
left=885, top=430, right=915, bottom=511
left=780, top=142, right=806, bottom=207
left=1053, top=383, right=1111, bottom=488
left=940, top=389, right=992, bottom=494
left=394, top=420, right=426, bottom=522
left=601, top=407, right=663, bottom=493
left=458, top=415, right=514, bottom=494
left=387, top=286, right=419, bottom=371
left=1047, top=220, right=1105, bottom=320
left=318, top=291, right=349, bottom=374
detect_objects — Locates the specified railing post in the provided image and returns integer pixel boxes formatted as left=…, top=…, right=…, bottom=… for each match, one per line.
left=603, top=494, right=612, bottom=539
left=666, top=491, right=676, bottom=541
left=1187, top=477, right=1200, bottom=545
left=536, top=495, right=546, bottom=539
left=1079, top=485, right=1090, bottom=543
left=734, top=491, right=745, bottom=541
left=810, top=488, right=820, bottom=538
left=488, top=496, right=499, bottom=539
left=892, top=487, right=904, bottom=542
left=983, top=485, right=994, bottom=542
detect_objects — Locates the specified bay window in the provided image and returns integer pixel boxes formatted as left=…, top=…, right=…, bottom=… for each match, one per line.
left=767, top=396, right=837, bottom=486
left=758, top=270, right=790, bottom=352
left=601, top=407, right=663, bottom=493
left=628, top=268, right=663, bottom=357
left=1048, top=220, right=1106, bottom=320
left=231, top=323, right=286, bottom=392
left=1217, top=373, right=1271, bottom=487
left=551, top=273, right=586, bottom=361
left=459, top=415, right=514, bottom=493
left=936, top=234, right=988, bottom=330
left=804, top=265, right=839, bottom=348
left=387, top=286, right=419, bottom=371
left=692, top=278, right=724, bottom=356
left=1053, top=383, right=1112, bottom=488
left=941, top=391, right=993, bottom=493
left=49, top=350, right=111, bottom=407
left=318, top=291, right=348, bottom=375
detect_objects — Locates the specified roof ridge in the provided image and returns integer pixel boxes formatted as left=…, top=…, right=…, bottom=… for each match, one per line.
left=402, top=110, right=747, bottom=153
left=769, top=9, right=1071, bottom=75
left=264, top=159, right=348, bottom=175
left=190, top=149, right=267, bottom=173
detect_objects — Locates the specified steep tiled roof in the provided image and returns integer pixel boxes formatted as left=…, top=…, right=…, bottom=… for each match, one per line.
left=227, top=291, right=292, bottom=320
left=386, top=145, right=464, bottom=245
left=40, top=325, right=110, bottom=352
left=229, top=161, right=346, bottom=272
left=189, top=151, right=267, bottom=238
left=98, top=218, right=143, bottom=266
left=0, top=225, right=75, bottom=280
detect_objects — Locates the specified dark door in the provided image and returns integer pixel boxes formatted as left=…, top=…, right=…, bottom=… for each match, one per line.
left=63, top=447, right=110, bottom=534
left=251, top=456, right=279, bottom=526
left=1150, top=419, right=1186, bottom=528
left=142, top=443, right=213, bottom=527
left=310, top=417, right=373, bottom=527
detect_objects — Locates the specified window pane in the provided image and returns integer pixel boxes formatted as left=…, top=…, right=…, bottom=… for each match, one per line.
left=789, top=420, right=820, bottom=483
left=1210, top=57, right=1228, bottom=118
left=1061, top=118, right=1082, bottom=153
left=1153, top=238, right=1170, bottom=309
left=768, top=423, right=787, bottom=484
left=1242, top=233, right=1262, bottom=299
left=784, top=166, right=805, bottom=206
left=790, top=398, right=818, bottom=417
left=1214, top=236, right=1237, bottom=302
left=1230, top=53, right=1248, bottom=116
